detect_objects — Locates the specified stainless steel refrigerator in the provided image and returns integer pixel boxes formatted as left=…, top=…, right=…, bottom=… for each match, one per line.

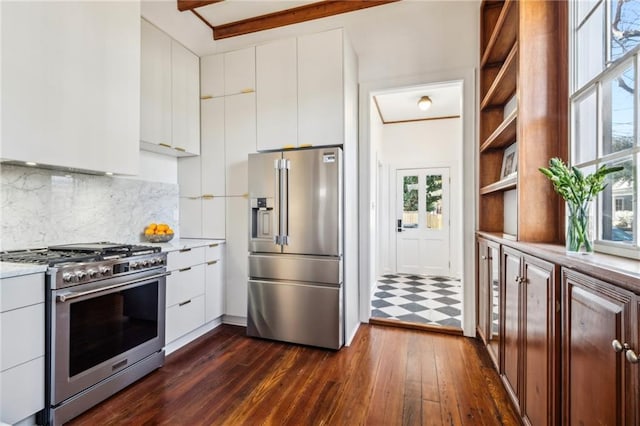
left=247, top=147, right=343, bottom=350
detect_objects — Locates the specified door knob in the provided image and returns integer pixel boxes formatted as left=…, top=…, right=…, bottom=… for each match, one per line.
left=626, top=349, right=639, bottom=364
left=612, top=339, right=625, bottom=352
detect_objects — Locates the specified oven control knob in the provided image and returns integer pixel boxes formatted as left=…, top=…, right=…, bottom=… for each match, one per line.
left=157, top=257, right=164, bottom=265
left=75, top=270, right=87, bottom=280
left=151, top=258, right=160, bottom=265
left=141, top=260, right=150, bottom=267
left=87, top=269, right=98, bottom=278
left=130, top=262, right=139, bottom=270
left=62, top=272, right=77, bottom=283
left=99, top=266, right=111, bottom=276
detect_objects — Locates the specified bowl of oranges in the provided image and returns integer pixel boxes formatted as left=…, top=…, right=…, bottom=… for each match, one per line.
left=144, top=223, right=175, bottom=243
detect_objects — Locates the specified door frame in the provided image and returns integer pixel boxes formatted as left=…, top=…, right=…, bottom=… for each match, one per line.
left=393, top=165, right=452, bottom=276
left=358, top=68, right=476, bottom=338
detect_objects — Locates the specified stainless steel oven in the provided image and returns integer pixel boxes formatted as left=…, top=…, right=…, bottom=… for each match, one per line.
left=42, top=248, right=168, bottom=426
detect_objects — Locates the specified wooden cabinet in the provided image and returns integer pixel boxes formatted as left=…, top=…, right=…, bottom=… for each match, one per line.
left=562, top=268, right=637, bottom=425
left=224, top=47, right=255, bottom=95
left=500, top=246, right=559, bottom=424
left=141, top=19, right=199, bottom=157
left=256, top=38, right=298, bottom=151
left=477, top=238, right=500, bottom=368
left=478, top=0, right=567, bottom=240
left=1, top=273, right=45, bottom=424
left=1, top=1, right=140, bottom=175
left=298, top=29, right=345, bottom=147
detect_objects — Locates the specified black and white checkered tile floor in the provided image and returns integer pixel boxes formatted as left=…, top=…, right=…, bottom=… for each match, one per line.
left=371, top=274, right=463, bottom=328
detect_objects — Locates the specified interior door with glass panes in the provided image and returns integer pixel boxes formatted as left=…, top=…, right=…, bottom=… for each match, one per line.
left=395, top=168, right=450, bottom=276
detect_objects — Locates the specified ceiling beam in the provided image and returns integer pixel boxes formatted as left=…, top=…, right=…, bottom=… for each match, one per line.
left=211, top=0, right=400, bottom=40
left=177, top=0, right=224, bottom=12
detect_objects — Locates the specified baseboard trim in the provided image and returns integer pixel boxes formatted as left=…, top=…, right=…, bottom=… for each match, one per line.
left=369, top=317, right=463, bottom=336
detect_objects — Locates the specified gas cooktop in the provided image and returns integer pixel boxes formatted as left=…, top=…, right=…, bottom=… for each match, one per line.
left=0, top=242, right=161, bottom=266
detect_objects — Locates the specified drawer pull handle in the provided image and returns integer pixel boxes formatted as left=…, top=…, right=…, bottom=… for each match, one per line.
left=207, top=260, right=218, bottom=265
left=179, top=248, right=192, bottom=253
left=202, top=194, right=215, bottom=200
left=179, top=267, right=192, bottom=272
left=209, top=243, right=219, bottom=248
left=241, top=88, right=254, bottom=93
left=179, top=300, right=192, bottom=307
left=174, top=147, right=186, bottom=152
left=201, top=95, right=213, bottom=100
left=159, top=142, right=172, bottom=148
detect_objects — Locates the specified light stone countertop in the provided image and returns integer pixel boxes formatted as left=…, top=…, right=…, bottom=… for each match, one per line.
left=150, top=238, right=226, bottom=253
left=0, top=262, right=48, bottom=279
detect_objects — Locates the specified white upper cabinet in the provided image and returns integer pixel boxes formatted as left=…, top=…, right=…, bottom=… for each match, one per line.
left=1, top=1, right=140, bottom=175
left=256, top=38, right=298, bottom=151
left=201, top=97, right=226, bottom=197
left=224, top=47, right=256, bottom=95
left=225, top=93, right=256, bottom=196
left=171, top=41, right=200, bottom=155
left=298, top=29, right=345, bottom=147
left=140, top=19, right=172, bottom=151
left=201, top=54, right=224, bottom=98
left=140, top=19, right=199, bottom=157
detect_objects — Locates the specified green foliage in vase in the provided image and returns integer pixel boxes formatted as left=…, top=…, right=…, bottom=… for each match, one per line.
left=539, top=157, right=623, bottom=205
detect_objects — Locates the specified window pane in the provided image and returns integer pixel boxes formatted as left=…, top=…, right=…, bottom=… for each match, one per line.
left=403, top=175, right=418, bottom=228
left=603, top=63, right=636, bottom=155
left=576, top=3, right=604, bottom=89
left=611, top=0, right=640, bottom=62
left=425, top=174, right=442, bottom=229
left=573, top=89, right=598, bottom=163
left=577, top=0, right=600, bottom=25
left=600, top=157, right=635, bottom=244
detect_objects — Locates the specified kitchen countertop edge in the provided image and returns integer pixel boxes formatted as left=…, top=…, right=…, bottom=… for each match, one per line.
left=0, top=262, right=48, bottom=279
left=151, top=238, right=226, bottom=253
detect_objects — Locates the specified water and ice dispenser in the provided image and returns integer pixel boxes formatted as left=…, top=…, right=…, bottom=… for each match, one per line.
left=250, top=197, right=275, bottom=241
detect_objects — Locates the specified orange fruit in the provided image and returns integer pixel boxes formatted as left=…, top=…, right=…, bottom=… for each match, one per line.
left=147, top=223, right=157, bottom=231
left=144, top=228, right=154, bottom=235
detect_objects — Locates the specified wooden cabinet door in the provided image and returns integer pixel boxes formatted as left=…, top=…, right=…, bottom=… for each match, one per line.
left=477, top=238, right=491, bottom=345
left=486, top=243, right=501, bottom=368
left=141, top=19, right=172, bottom=148
left=562, top=269, right=635, bottom=425
left=521, top=255, right=557, bottom=426
left=256, top=37, right=298, bottom=151
left=501, top=245, right=522, bottom=412
left=171, top=40, right=200, bottom=155
left=297, top=29, right=344, bottom=147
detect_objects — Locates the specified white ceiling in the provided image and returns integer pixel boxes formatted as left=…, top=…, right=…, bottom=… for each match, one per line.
left=196, top=0, right=315, bottom=26
left=374, top=82, right=462, bottom=124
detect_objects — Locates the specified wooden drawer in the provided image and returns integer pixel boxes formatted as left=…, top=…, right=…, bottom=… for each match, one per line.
left=205, top=242, right=222, bottom=261
left=166, top=264, right=205, bottom=307
left=165, top=294, right=205, bottom=343
left=0, top=356, right=44, bottom=424
left=1, top=273, right=44, bottom=312
left=1, top=303, right=44, bottom=371
left=166, top=246, right=205, bottom=271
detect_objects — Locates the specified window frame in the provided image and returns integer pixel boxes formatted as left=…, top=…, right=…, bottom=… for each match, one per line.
left=569, top=0, right=640, bottom=259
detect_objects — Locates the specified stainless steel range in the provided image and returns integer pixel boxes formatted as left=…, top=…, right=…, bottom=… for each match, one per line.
left=0, top=243, right=168, bottom=426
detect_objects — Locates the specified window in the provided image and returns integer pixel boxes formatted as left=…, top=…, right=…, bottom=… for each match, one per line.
left=570, top=0, right=640, bottom=257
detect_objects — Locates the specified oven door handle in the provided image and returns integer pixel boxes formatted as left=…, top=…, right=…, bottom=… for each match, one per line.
left=56, top=272, right=171, bottom=303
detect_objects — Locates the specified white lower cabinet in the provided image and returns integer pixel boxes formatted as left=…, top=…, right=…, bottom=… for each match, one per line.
left=0, top=272, right=45, bottom=425
left=164, top=242, right=225, bottom=350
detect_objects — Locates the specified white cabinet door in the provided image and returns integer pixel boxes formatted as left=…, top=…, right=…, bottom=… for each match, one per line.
left=225, top=197, right=248, bottom=318
left=256, top=38, right=298, bottom=151
left=165, top=295, right=205, bottom=343
left=2, top=2, right=140, bottom=175
left=179, top=198, right=202, bottom=239
left=1, top=304, right=44, bottom=371
left=201, top=97, right=226, bottom=197
left=0, top=357, right=44, bottom=424
left=205, top=258, right=224, bottom=322
left=141, top=19, right=172, bottom=149
left=172, top=40, right=200, bottom=155
left=224, top=47, right=255, bottom=95
left=201, top=54, right=224, bottom=98
left=203, top=198, right=226, bottom=239
left=225, top=93, right=256, bottom=195
left=298, top=29, right=344, bottom=147
left=178, top=155, right=201, bottom=197
left=166, top=264, right=205, bottom=307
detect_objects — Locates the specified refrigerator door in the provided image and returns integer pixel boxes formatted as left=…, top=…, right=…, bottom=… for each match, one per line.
left=249, top=253, right=342, bottom=285
left=248, top=152, right=282, bottom=254
left=282, top=148, right=342, bottom=256
left=247, top=279, right=343, bottom=349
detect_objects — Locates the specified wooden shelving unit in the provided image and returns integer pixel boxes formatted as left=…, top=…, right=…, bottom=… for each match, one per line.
left=478, top=0, right=567, bottom=241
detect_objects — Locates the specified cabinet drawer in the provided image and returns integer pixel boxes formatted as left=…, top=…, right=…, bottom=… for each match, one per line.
left=0, top=356, right=44, bottom=424
left=166, top=264, right=205, bottom=307
left=1, top=273, right=44, bottom=312
left=205, top=242, right=222, bottom=261
left=1, top=304, right=44, bottom=371
left=167, top=246, right=205, bottom=271
left=165, top=294, right=205, bottom=343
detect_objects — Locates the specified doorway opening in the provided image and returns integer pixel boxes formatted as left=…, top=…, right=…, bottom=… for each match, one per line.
left=368, top=80, right=464, bottom=331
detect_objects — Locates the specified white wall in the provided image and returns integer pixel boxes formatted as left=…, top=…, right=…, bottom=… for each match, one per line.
left=378, top=117, right=463, bottom=278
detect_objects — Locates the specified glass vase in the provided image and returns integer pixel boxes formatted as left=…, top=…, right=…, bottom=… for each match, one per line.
left=566, top=201, right=594, bottom=254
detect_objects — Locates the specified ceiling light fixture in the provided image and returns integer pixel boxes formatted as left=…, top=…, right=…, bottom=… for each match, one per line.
left=417, top=96, right=432, bottom=111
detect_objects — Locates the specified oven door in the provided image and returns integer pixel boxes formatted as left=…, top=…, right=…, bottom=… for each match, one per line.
left=51, top=269, right=167, bottom=405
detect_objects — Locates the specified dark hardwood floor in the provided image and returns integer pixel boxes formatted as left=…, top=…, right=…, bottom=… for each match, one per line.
left=68, top=324, right=519, bottom=425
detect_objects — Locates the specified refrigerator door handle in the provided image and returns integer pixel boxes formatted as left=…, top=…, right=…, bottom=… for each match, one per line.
left=282, top=159, right=291, bottom=245
left=274, top=159, right=282, bottom=246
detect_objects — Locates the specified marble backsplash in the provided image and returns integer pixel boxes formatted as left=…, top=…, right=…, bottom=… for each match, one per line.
left=0, top=164, right=179, bottom=250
